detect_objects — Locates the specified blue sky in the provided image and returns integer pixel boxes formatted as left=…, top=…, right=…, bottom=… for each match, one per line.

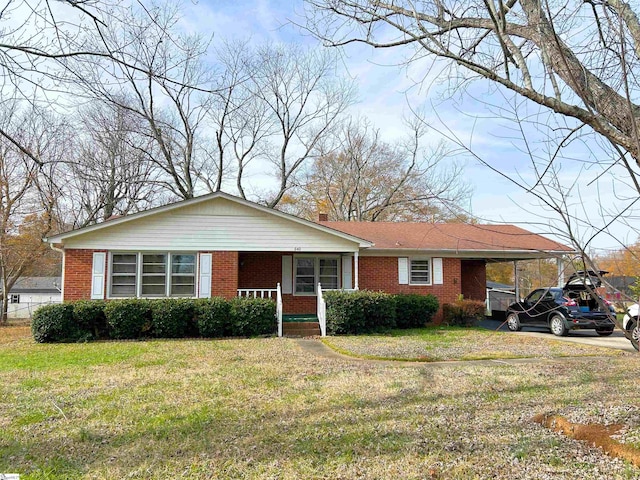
left=178, top=0, right=639, bottom=254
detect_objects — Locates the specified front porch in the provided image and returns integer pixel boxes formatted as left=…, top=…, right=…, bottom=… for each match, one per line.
left=237, top=284, right=334, bottom=337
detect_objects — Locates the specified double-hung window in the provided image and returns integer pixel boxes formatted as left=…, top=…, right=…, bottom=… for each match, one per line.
left=171, top=254, right=196, bottom=296
left=294, top=256, right=339, bottom=294
left=111, top=253, right=138, bottom=297
left=410, top=258, right=431, bottom=285
left=110, top=252, right=196, bottom=298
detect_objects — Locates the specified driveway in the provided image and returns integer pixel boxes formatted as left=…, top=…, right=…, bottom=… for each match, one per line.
left=480, top=318, right=638, bottom=353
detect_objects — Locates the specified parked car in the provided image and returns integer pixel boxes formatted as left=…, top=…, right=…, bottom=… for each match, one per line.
left=623, top=303, right=639, bottom=351
left=505, top=271, right=616, bottom=337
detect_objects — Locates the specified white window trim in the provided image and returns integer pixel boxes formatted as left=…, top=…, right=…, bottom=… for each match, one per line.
left=108, top=251, right=198, bottom=299
left=293, top=254, right=341, bottom=296
left=409, top=257, right=433, bottom=286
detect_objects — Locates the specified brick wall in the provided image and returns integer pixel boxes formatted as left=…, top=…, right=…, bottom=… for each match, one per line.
left=238, top=252, right=281, bottom=288
left=62, top=249, right=487, bottom=322
left=358, top=256, right=464, bottom=323
left=461, top=260, right=487, bottom=301
left=211, top=251, right=239, bottom=299
left=64, top=249, right=107, bottom=301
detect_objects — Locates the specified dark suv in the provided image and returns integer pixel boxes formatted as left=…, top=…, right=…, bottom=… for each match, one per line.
left=505, top=271, right=616, bottom=337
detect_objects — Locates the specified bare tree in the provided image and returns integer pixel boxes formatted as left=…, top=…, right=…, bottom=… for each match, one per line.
left=0, top=101, right=65, bottom=322
left=289, top=117, right=471, bottom=221
left=244, top=44, right=356, bottom=207
left=66, top=3, right=223, bottom=200
left=64, top=102, right=160, bottom=227
left=303, top=0, right=640, bottom=179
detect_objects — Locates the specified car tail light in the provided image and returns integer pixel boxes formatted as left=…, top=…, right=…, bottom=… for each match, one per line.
left=562, top=297, right=577, bottom=307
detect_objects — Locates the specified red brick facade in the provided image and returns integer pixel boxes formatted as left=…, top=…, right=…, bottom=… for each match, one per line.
left=357, top=256, right=466, bottom=323
left=461, top=260, right=487, bottom=301
left=63, top=249, right=487, bottom=322
left=64, top=249, right=107, bottom=301
left=211, top=251, right=239, bottom=299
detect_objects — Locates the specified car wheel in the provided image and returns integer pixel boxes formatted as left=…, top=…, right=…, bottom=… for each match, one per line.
left=506, top=312, right=522, bottom=332
left=595, top=328, right=614, bottom=337
left=626, top=318, right=640, bottom=352
left=550, top=315, right=568, bottom=336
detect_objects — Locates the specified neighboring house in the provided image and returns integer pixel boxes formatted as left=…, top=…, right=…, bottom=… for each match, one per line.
left=7, top=277, right=62, bottom=319
left=45, top=192, right=574, bottom=330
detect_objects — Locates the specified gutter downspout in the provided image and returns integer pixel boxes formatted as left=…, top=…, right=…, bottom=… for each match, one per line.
left=49, top=242, right=65, bottom=301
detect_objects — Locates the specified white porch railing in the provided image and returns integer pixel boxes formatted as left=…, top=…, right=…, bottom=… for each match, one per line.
left=317, top=283, right=327, bottom=337
left=237, top=286, right=283, bottom=337
left=276, top=283, right=283, bottom=337
left=237, top=288, right=278, bottom=299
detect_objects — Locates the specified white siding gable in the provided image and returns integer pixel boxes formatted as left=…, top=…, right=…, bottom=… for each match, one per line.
left=63, top=197, right=360, bottom=252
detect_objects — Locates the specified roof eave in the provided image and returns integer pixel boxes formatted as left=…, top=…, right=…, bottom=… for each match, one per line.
left=45, top=192, right=374, bottom=248
left=361, top=248, right=576, bottom=258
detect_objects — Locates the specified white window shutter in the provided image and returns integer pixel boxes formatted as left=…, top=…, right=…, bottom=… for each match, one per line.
left=341, top=255, right=352, bottom=289
left=398, top=257, right=409, bottom=285
left=91, top=252, right=106, bottom=299
left=433, top=258, right=443, bottom=285
left=282, top=256, right=293, bottom=294
left=199, top=253, right=212, bottom=298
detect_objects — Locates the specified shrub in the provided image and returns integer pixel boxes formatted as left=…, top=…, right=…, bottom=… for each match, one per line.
left=325, top=290, right=365, bottom=334
left=104, top=299, right=153, bottom=339
left=443, top=297, right=486, bottom=327
left=32, top=303, right=82, bottom=343
left=325, top=290, right=396, bottom=334
left=395, top=294, right=439, bottom=328
left=229, top=297, right=276, bottom=337
left=150, top=299, right=195, bottom=338
left=72, top=300, right=108, bottom=340
left=195, top=297, right=231, bottom=338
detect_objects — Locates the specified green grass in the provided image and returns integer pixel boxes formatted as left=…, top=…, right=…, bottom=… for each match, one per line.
left=0, top=324, right=639, bottom=479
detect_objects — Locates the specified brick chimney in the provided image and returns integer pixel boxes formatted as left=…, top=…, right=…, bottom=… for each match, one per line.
left=318, top=213, right=328, bottom=222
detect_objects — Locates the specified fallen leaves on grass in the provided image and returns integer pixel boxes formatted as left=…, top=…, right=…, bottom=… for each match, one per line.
left=534, top=414, right=640, bottom=468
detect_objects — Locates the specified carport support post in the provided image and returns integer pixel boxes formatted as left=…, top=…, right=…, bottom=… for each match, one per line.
left=354, top=251, right=359, bottom=290
left=514, top=261, right=519, bottom=300
left=557, top=256, right=564, bottom=288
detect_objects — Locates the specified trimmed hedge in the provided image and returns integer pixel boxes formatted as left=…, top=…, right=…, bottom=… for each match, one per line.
left=72, top=300, right=107, bottom=340
left=395, top=294, right=439, bottom=328
left=32, top=297, right=278, bottom=342
left=325, top=291, right=439, bottom=334
left=324, top=290, right=397, bottom=334
left=229, top=297, right=276, bottom=337
left=32, top=303, right=82, bottom=343
left=32, top=291, right=440, bottom=342
left=104, top=299, right=153, bottom=339
left=151, top=298, right=195, bottom=338
left=195, top=297, right=231, bottom=338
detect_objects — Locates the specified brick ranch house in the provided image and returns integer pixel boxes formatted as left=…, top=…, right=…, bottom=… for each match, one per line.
left=45, top=192, right=573, bottom=335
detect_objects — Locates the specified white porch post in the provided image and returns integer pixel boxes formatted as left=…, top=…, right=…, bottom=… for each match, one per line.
left=556, top=256, right=564, bottom=288
left=354, top=251, right=359, bottom=290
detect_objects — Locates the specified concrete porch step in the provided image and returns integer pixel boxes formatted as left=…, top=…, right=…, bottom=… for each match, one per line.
left=283, top=321, right=321, bottom=337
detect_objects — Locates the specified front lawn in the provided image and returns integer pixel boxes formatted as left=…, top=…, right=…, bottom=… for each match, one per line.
left=323, top=326, right=626, bottom=361
left=1, top=323, right=639, bottom=479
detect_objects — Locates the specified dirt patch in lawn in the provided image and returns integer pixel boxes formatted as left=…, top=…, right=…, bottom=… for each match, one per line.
left=534, top=414, right=640, bottom=467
